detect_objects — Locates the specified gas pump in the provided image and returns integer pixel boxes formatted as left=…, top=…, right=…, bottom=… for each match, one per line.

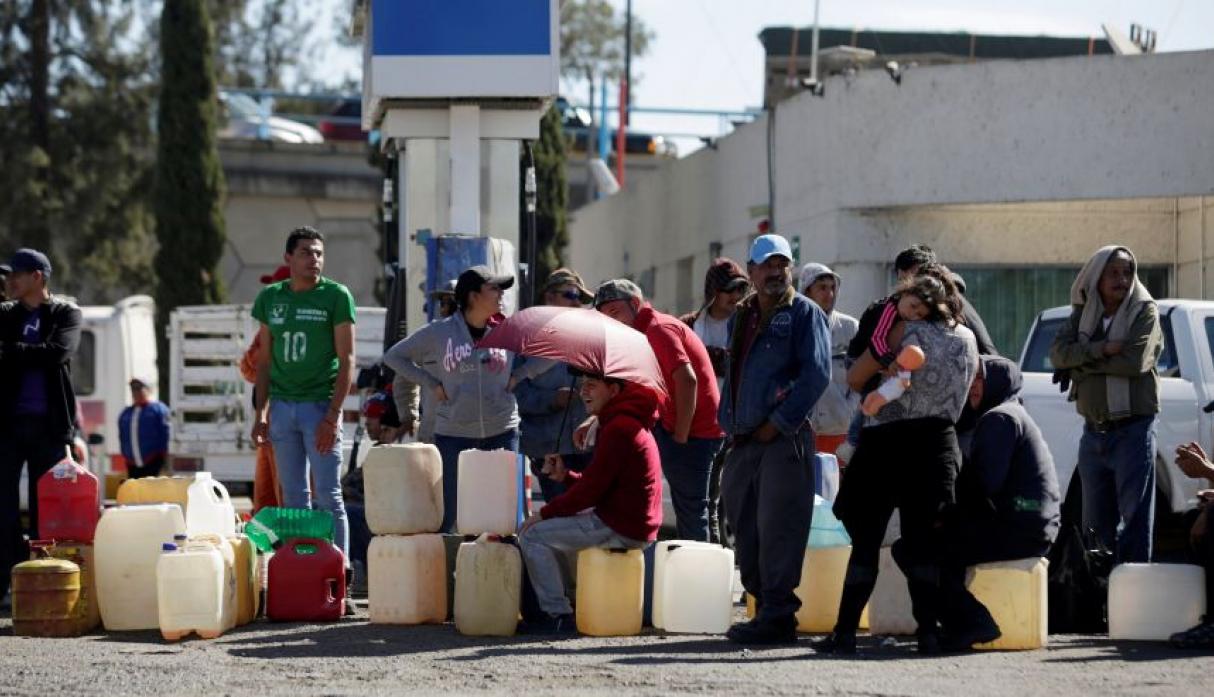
left=353, top=0, right=559, bottom=343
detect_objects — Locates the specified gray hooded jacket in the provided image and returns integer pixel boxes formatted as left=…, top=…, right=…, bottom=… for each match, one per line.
left=800, top=262, right=860, bottom=435
left=382, top=311, right=520, bottom=439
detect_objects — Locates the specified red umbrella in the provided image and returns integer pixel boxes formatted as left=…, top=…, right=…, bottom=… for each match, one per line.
left=478, top=306, right=667, bottom=398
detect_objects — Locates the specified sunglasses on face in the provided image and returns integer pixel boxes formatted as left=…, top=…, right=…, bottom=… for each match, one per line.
left=559, top=290, right=581, bottom=301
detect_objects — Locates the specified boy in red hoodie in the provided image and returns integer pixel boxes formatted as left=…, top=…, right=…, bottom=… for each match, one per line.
left=518, top=373, right=664, bottom=634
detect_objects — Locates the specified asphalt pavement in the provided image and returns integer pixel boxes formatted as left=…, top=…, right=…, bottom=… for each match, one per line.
left=1, top=604, right=1209, bottom=696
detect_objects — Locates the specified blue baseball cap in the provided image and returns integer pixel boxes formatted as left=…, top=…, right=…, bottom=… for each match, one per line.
left=749, top=234, right=793, bottom=265
left=9, top=248, right=52, bottom=276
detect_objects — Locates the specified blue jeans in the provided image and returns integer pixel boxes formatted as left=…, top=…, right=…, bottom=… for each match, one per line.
left=845, top=410, right=864, bottom=447
left=433, top=430, right=520, bottom=533
left=345, top=503, right=372, bottom=568
left=654, top=425, right=724, bottom=542
left=269, top=399, right=349, bottom=557
left=1077, top=415, right=1156, bottom=564
left=519, top=512, right=646, bottom=616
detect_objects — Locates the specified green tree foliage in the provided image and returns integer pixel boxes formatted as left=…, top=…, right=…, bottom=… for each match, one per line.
left=559, top=0, right=653, bottom=86
left=0, top=1, right=157, bottom=301
left=153, top=0, right=226, bottom=384
left=559, top=0, right=654, bottom=121
left=522, top=105, right=570, bottom=303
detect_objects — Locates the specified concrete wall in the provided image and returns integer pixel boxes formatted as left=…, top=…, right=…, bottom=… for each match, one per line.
left=219, top=140, right=382, bottom=305
left=568, top=50, right=1214, bottom=317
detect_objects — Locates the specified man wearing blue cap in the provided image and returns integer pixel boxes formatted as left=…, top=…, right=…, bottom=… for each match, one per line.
left=719, top=234, right=832, bottom=644
left=0, top=248, right=82, bottom=602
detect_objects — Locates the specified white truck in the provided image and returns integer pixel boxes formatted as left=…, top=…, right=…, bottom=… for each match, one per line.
left=167, top=304, right=386, bottom=486
left=1019, top=299, right=1214, bottom=515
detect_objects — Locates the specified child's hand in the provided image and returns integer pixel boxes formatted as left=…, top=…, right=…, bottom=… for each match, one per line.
left=543, top=454, right=567, bottom=482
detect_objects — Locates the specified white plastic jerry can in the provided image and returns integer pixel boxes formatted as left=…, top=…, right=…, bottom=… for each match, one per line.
left=95, top=504, right=187, bottom=631
left=456, top=449, right=519, bottom=536
left=368, top=534, right=447, bottom=625
left=1108, top=563, right=1207, bottom=641
left=651, top=540, right=717, bottom=630
left=157, top=543, right=226, bottom=641
left=364, top=443, right=444, bottom=535
left=659, top=543, right=734, bottom=634
left=453, top=535, right=522, bottom=637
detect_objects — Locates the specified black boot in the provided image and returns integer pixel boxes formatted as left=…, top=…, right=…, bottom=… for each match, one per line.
left=917, top=630, right=942, bottom=655
left=940, top=620, right=1001, bottom=652
left=812, top=632, right=857, bottom=654
left=726, top=614, right=797, bottom=645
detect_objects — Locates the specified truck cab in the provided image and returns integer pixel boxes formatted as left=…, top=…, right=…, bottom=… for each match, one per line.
left=1018, top=300, right=1214, bottom=514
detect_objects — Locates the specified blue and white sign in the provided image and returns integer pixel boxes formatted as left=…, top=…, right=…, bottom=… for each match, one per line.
left=364, top=0, right=559, bottom=127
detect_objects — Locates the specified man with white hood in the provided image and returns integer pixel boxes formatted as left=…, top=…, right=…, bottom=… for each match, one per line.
left=800, top=263, right=859, bottom=455
left=1050, top=246, right=1161, bottom=563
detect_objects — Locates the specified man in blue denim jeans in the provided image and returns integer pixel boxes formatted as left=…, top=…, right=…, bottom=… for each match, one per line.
left=1051, top=246, right=1161, bottom=563
left=250, top=227, right=357, bottom=608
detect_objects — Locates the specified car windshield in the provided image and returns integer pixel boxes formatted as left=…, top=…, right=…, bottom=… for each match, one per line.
left=221, top=92, right=265, bottom=119
left=1021, top=312, right=1179, bottom=377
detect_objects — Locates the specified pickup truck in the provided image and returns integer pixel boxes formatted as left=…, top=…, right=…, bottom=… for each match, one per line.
left=1019, top=299, right=1214, bottom=515
left=168, top=303, right=386, bottom=487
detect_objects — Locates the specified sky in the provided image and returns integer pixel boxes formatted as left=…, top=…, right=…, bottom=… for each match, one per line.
left=319, top=0, right=1213, bottom=155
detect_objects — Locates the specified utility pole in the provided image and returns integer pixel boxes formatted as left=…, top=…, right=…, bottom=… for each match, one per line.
left=623, top=0, right=632, bottom=126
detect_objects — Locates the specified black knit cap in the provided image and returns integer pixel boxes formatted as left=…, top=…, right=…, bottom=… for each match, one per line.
left=703, top=257, right=748, bottom=304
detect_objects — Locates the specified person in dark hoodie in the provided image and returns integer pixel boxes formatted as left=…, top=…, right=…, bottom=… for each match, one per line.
left=0, top=249, right=81, bottom=603
left=518, top=374, right=663, bottom=635
left=937, top=355, right=1061, bottom=650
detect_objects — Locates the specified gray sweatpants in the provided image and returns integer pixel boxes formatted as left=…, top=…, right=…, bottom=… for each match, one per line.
left=721, top=431, right=815, bottom=621
left=519, top=512, right=647, bottom=616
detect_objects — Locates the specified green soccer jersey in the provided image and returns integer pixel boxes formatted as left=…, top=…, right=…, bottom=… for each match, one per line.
left=251, top=277, right=356, bottom=402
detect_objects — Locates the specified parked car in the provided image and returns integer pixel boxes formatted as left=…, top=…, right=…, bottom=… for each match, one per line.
left=556, top=97, right=674, bottom=156
left=218, top=91, right=324, bottom=144
left=317, top=98, right=368, bottom=142
left=1018, top=299, right=1214, bottom=516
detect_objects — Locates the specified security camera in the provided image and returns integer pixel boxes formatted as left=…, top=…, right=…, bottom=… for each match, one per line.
left=885, top=60, right=902, bottom=85
left=799, top=77, right=826, bottom=97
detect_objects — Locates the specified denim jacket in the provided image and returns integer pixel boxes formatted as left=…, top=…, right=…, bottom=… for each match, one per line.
left=718, top=288, right=832, bottom=437
left=513, top=356, right=587, bottom=459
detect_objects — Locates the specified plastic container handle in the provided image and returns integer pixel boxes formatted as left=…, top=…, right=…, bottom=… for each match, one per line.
left=209, top=482, right=232, bottom=507
left=291, top=539, right=320, bottom=555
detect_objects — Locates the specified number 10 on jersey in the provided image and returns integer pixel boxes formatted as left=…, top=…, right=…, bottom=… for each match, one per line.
left=282, top=331, right=307, bottom=362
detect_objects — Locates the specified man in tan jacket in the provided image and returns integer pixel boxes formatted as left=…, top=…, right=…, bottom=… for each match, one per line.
left=1051, top=246, right=1161, bottom=563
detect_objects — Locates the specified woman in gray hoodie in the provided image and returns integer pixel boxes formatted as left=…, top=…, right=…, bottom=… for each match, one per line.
left=382, top=265, right=521, bottom=533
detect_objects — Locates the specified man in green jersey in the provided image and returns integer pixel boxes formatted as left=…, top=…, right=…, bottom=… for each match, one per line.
left=251, top=227, right=356, bottom=566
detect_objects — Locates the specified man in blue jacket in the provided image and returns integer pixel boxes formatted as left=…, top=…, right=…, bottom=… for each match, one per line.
left=514, top=268, right=593, bottom=501
left=720, top=234, right=832, bottom=644
left=118, top=377, right=172, bottom=479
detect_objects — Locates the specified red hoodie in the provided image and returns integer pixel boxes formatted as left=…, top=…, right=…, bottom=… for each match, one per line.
left=540, top=383, right=664, bottom=542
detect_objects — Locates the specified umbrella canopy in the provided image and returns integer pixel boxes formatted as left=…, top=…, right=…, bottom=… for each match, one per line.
left=478, top=306, right=667, bottom=398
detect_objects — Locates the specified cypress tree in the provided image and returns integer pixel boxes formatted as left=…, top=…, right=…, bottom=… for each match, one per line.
left=153, top=0, right=227, bottom=390
left=528, top=104, right=569, bottom=303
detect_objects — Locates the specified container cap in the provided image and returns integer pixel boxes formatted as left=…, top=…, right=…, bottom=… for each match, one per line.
left=162, top=543, right=178, bottom=552
left=173, top=534, right=188, bottom=541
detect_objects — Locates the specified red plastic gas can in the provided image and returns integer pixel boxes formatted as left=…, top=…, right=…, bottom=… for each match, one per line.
left=267, top=538, right=345, bottom=622
left=37, top=454, right=99, bottom=543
